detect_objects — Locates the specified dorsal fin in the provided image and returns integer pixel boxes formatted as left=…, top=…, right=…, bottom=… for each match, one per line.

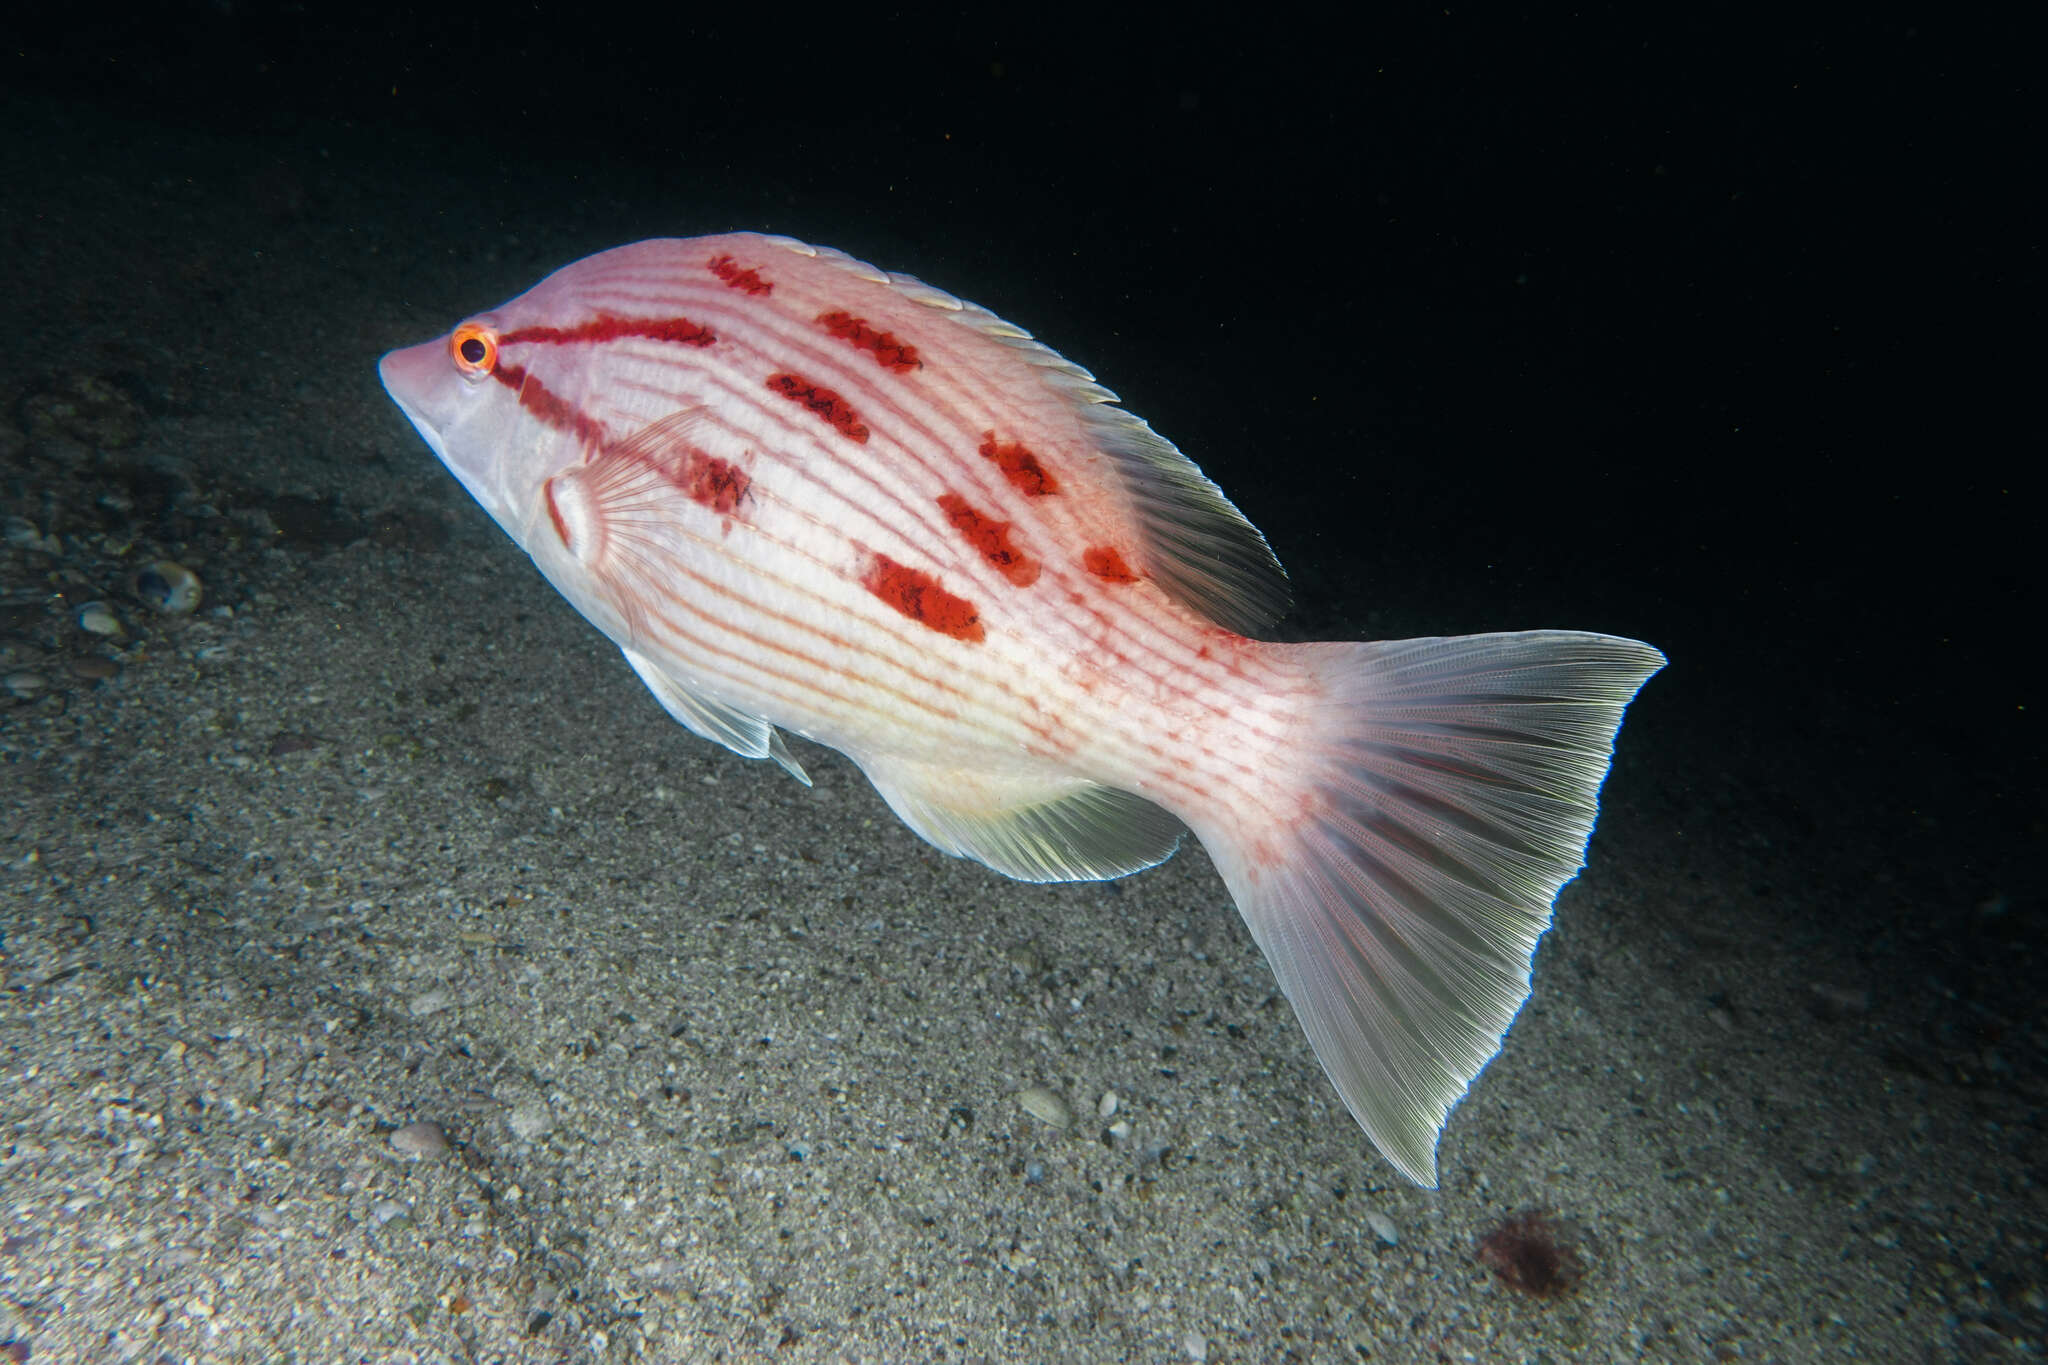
left=760, top=235, right=1293, bottom=635
left=1067, top=402, right=1293, bottom=636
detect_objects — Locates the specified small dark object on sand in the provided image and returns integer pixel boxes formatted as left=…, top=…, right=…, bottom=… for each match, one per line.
left=1475, top=1209, right=1586, bottom=1298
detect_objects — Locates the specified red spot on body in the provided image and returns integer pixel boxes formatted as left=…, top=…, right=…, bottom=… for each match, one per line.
left=493, top=362, right=607, bottom=449
left=500, top=314, right=715, bottom=348
left=1083, top=546, right=1139, bottom=583
left=937, top=493, right=1038, bottom=586
left=680, top=452, right=750, bottom=515
left=979, top=433, right=1058, bottom=496
left=708, top=255, right=772, bottom=295
left=766, top=373, right=870, bottom=443
left=816, top=311, right=921, bottom=373
left=863, top=554, right=984, bottom=642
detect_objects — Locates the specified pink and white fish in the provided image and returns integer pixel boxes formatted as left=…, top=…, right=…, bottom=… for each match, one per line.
left=379, top=233, right=1663, bottom=1185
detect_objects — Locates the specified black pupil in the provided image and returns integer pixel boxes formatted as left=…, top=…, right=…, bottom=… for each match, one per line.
left=459, top=337, right=487, bottom=365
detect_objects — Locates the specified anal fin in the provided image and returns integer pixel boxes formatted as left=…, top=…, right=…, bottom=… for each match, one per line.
left=856, top=753, right=1182, bottom=883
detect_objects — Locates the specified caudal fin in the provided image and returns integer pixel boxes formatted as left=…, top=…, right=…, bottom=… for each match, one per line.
left=1204, top=631, right=1665, bottom=1186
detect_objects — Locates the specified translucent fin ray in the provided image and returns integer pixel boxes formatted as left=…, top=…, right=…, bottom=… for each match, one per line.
left=855, top=754, right=1184, bottom=883
left=1205, top=631, right=1664, bottom=1185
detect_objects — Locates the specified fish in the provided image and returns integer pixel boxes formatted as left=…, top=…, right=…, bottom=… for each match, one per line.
left=379, top=233, right=1664, bottom=1185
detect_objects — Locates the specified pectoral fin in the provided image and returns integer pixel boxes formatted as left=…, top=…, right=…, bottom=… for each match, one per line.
left=621, top=646, right=810, bottom=786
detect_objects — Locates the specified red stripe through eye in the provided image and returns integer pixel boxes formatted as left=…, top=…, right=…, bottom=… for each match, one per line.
left=498, top=314, right=716, bottom=348
left=493, top=361, right=606, bottom=449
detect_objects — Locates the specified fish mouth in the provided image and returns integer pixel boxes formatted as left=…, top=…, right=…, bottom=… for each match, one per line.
left=378, top=342, right=468, bottom=484
left=378, top=340, right=524, bottom=537
left=379, top=345, right=446, bottom=439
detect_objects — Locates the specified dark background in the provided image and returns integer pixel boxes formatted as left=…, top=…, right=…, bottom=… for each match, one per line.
left=8, top=10, right=2039, bottom=1016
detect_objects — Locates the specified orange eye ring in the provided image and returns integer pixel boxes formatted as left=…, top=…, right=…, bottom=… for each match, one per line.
left=450, top=322, right=499, bottom=378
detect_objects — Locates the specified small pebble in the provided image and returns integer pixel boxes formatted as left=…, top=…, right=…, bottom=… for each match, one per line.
left=1183, top=1330, right=1208, bottom=1362
left=1097, top=1090, right=1119, bottom=1119
left=1365, top=1210, right=1399, bottom=1246
left=633, top=1256, right=684, bottom=1284
left=4, top=671, right=49, bottom=699
left=67, top=656, right=119, bottom=680
left=370, top=1199, right=410, bottom=1226
left=508, top=1102, right=553, bottom=1141
left=1809, top=982, right=1869, bottom=1015
left=408, top=988, right=453, bottom=1017
left=133, top=560, right=203, bottom=615
left=1107, top=1119, right=1132, bottom=1144
left=1017, top=1086, right=1072, bottom=1130
left=76, top=602, right=123, bottom=637
left=390, top=1121, right=450, bottom=1158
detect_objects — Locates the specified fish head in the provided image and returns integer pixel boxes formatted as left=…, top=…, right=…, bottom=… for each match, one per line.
left=379, top=241, right=730, bottom=553
left=379, top=308, right=573, bottom=544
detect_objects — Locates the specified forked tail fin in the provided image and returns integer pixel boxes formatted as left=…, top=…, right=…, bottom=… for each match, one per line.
left=1202, top=631, right=1665, bottom=1186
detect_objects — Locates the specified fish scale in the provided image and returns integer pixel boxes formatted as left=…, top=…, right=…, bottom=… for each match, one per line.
left=381, top=231, right=1665, bottom=1185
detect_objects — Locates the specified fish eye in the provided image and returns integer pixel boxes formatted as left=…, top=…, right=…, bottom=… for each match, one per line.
left=450, top=323, right=498, bottom=378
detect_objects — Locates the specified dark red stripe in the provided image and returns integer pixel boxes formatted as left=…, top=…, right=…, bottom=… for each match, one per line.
left=493, top=362, right=606, bottom=448
left=979, top=432, right=1058, bottom=496
left=815, top=311, right=921, bottom=373
left=1083, top=546, right=1140, bottom=583
left=937, top=493, right=1038, bottom=587
left=680, top=452, right=749, bottom=515
left=861, top=553, right=984, bottom=642
left=708, top=255, right=773, bottom=295
left=764, top=372, right=870, bottom=443
left=499, top=314, right=716, bottom=348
